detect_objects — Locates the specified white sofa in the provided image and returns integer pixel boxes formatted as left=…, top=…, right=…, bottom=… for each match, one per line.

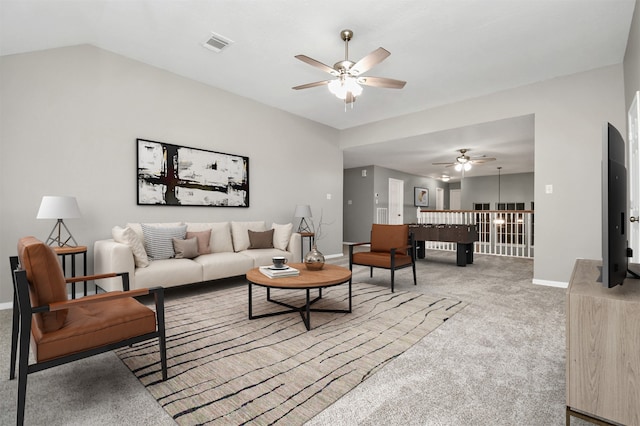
left=94, top=221, right=301, bottom=291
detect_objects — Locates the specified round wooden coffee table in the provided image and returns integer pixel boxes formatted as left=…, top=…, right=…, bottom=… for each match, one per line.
left=246, top=263, right=352, bottom=330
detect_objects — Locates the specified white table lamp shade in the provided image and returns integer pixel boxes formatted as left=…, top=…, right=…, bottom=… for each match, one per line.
left=37, top=196, right=81, bottom=219
left=37, top=196, right=81, bottom=247
left=294, top=204, right=312, bottom=218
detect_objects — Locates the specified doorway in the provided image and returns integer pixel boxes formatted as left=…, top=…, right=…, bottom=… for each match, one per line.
left=449, top=189, right=460, bottom=210
left=389, top=178, right=404, bottom=224
left=629, top=92, right=639, bottom=263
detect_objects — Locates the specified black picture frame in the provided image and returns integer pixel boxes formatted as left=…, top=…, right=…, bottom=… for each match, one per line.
left=414, top=187, right=429, bottom=207
left=137, top=139, right=249, bottom=207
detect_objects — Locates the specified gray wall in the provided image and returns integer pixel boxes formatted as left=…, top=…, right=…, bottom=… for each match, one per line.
left=0, top=45, right=343, bottom=304
left=461, top=173, right=534, bottom=210
left=343, top=167, right=375, bottom=242
left=344, top=165, right=448, bottom=242
left=340, top=65, right=627, bottom=285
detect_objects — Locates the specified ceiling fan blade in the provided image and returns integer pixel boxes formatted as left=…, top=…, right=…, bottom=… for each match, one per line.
left=292, top=80, right=331, bottom=90
left=432, top=162, right=455, bottom=166
left=470, top=157, right=497, bottom=164
left=358, top=76, right=406, bottom=89
left=350, top=47, right=390, bottom=75
left=295, top=55, right=338, bottom=76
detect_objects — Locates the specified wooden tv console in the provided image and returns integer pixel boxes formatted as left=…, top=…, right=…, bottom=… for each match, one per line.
left=566, top=259, right=640, bottom=426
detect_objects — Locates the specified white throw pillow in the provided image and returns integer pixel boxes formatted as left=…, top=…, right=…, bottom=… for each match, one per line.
left=231, top=221, right=266, bottom=252
left=272, top=223, right=293, bottom=251
left=112, top=226, right=150, bottom=268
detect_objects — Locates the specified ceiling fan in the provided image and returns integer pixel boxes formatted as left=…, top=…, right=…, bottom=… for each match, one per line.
left=432, top=149, right=496, bottom=172
left=292, top=29, right=406, bottom=104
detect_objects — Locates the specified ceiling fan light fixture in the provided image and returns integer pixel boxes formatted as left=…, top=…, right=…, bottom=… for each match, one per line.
left=328, top=76, right=362, bottom=100
left=346, top=77, right=363, bottom=96
left=327, top=79, right=345, bottom=97
left=455, top=163, right=471, bottom=172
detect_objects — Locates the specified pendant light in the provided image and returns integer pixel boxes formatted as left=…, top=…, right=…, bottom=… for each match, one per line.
left=494, top=167, right=505, bottom=225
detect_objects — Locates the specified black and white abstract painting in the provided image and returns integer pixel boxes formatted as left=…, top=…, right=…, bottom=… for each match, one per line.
left=137, top=139, right=249, bottom=207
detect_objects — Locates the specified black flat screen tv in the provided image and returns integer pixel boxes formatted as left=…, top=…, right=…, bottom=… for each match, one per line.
left=601, top=122, right=631, bottom=288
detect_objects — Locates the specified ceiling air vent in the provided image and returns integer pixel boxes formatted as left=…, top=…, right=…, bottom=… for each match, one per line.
left=202, top=32, right=234, bottom=53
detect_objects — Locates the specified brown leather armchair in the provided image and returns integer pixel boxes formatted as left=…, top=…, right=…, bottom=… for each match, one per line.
left=9, top=236, right=167, bottom=426
left=348, top=224, right=417, bottom=292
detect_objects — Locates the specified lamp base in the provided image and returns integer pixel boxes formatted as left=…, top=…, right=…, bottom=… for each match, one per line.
left=297, top=218, right=312, bottom=233
left=45, top=219, right=78, bottom=248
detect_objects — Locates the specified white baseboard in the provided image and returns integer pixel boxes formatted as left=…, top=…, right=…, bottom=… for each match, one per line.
left=532, top=278, right=568, bottom=288
left=324, top=253, right=343, bottom=260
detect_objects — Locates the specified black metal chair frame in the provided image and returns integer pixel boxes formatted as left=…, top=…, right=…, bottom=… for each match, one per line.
left=348, top=232, right=417, bottom=292
left=8, top=256, right=168, bottom=426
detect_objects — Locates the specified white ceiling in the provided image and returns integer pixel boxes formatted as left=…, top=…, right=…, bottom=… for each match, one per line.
left=1, top=0, right=635, bottom=180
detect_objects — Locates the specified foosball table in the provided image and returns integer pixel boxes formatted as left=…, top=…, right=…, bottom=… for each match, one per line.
left=409, top=224, right=479, bottom=266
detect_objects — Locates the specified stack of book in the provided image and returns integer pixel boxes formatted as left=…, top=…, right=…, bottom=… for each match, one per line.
left=259, top=265, right=300, bottom=279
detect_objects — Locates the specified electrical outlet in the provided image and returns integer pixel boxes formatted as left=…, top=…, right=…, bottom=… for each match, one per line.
left=545, top=184, right=553, bottom=194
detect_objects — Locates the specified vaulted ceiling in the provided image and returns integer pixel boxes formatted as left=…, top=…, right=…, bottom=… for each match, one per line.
left=1, top=0, right=635, bottom=180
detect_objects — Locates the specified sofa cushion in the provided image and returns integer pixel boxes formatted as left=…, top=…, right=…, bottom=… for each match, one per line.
left=186, top=229, right=212, bottom=254
left=240, top=248, right=293, bottom=267
left=173, top=237, right=199, bottom=259
left=141, top=224, right=187, bottom=260
left=186, top=222, right=233, bottom=253
left=231, top=221, right=266, bottom=252
left=112, top=226, right=149, bottom=268
left=134, top=258, right=203, bottom=288
left=17, top=237, right=68, bottom=333
left=210, top=222, right=234, bottom=253
left=272, top=223, right=293, bottom=251
left=196, top=252, right=255, bottom=281
left=248, top=229, right=274, bottom=249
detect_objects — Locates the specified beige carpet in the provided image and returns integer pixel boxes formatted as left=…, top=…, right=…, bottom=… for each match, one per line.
left=116, top=282, right=465, bottom=425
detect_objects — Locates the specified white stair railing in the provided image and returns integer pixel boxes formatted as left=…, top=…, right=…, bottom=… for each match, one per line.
left=417, top=210, right=534, bottom=258
left=376, top=208, right=389, bottom=224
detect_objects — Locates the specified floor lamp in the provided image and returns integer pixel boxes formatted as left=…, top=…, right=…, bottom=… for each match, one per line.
left=37, top=196, right=81, bottom=247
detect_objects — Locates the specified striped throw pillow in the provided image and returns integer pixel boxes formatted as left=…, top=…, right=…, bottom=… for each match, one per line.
left=141, top=224, right=187, bottom=260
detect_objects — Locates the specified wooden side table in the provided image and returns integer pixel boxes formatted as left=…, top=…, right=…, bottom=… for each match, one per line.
left=53, top=245, right=87, bottom=299
left=299, top=232, right=315, bottom=261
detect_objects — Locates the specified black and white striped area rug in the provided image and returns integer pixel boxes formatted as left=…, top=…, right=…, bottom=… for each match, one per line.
left=117, top=282, right=465, bottom=425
